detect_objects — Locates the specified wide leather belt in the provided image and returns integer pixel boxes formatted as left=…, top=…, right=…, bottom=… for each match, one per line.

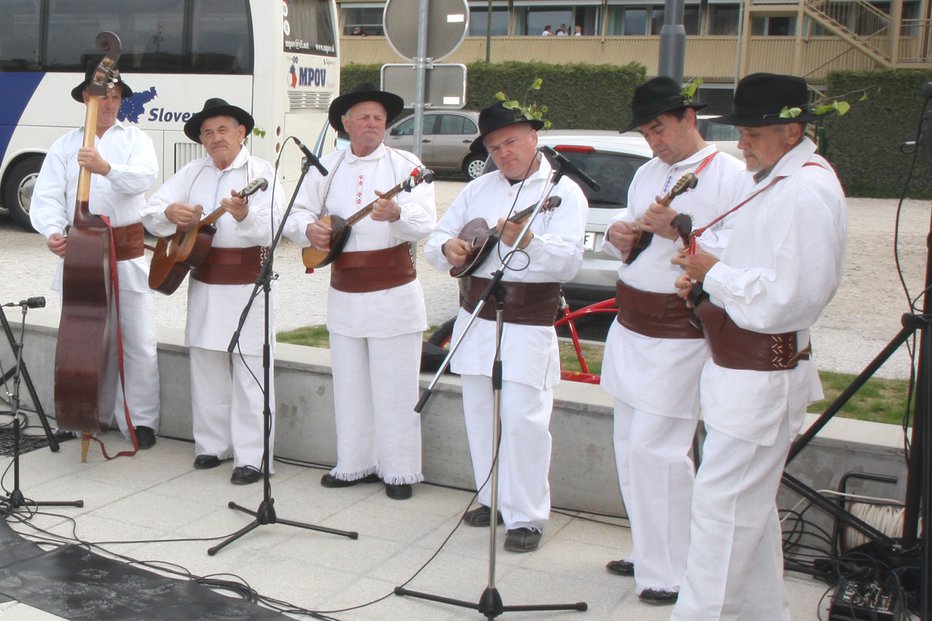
left=463, top=277, right=560, bottom=326
left=615, top=280, right=703, bottom=339
left=693, top=300, right=811, bottom=371
left=191, top=246, right=263, bottom=285
left=330, top=242, right=416, bottom=293
left=111, top=223, right=145, bottom=261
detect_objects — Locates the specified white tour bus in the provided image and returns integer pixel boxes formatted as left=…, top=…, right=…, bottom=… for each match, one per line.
left=0, top=0, right=340, bottom=229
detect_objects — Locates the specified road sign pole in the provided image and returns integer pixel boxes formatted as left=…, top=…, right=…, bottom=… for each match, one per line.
left=413, top=0, right=430, bottom=159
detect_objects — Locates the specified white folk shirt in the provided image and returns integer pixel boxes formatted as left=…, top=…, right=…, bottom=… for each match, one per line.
left=283, top=144, right=436, bottom=339
left=599, top=146, right=745, bottom=416
left=424, top=156, right=588, bottom=390
left=30, top=122, right=158, bottom=293
left=699, top=137, right=847, bottom=445
left=141, top=147, right=284, bottom=355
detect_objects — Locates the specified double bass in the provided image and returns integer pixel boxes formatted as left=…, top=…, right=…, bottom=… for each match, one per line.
left=53, top=33, right=123, bottom=444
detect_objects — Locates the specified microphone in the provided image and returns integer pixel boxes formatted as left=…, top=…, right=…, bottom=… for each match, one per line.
left=294, top=137, right=329, bottom=176
left=539, top=146, right=601, bottom=192
left=3, top=296, right=46, bottom=309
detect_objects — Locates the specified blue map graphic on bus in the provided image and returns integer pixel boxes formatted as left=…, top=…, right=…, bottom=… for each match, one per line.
left=120, top=87, right=158, bottom=123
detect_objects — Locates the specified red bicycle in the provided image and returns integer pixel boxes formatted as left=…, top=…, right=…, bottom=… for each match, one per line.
left=425, top=291, right=618, bottom=384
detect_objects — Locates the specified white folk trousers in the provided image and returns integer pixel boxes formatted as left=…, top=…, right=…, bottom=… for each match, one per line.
left=329, top=332, right=423, bottom=485
left=109, top=288, right=160, bottom=436
left=189, top=347, right=273, bottom=470
left=671, top=414, right=792, bottom=621
left=460, top=374, right=552, bottom=530
left=613, top=400, right=696, bottom=594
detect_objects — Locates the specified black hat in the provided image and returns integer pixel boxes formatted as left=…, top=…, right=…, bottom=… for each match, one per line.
left=470, top=101, right=545, bottom=153
left=183, top=98, right=255, bottom=143
left=622, top=76, right=706, bottom=133
left=712, top=73, right=817, bottom=127
left=328, top=83, right=404, bottom=133
left=71, top=59, right=133, bottom=103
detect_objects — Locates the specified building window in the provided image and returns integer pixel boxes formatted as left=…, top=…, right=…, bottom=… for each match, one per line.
left=651, top=7, right=700, bottom=34
left=469, top=7, right=509, bottom=36
left=752, top=15, right=796, bottom=35
left=709, top=4, right=740, bottom=35
left=342, top=7, right=383, bottom=36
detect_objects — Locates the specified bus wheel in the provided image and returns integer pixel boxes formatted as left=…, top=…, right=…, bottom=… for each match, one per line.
left=3, top=156, right=42, bottom=231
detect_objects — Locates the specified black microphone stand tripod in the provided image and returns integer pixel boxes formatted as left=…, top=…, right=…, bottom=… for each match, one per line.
left=0, top=300, right=58, bottom=453
left=208, top=148, right=357, bottom=555
left=1, top=301, right=82, bottom=515
left=396, top=161, right=587, bottom=619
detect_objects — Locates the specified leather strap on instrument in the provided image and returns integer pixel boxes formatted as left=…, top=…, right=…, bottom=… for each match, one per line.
left=111, top=223, right=145, bottom=261
left=692, top=300, right=811, bottom=371
left=614, top=280, right=703, bottom=339
left=330, top=242, right=416, bottom=293
left=463, top=277, right=561, bottom=326
left=192, top=246, right=263, bottom=285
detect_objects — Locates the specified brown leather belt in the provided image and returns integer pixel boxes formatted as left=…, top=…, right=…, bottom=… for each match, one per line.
left=462, top=277, right=560, bottom=326
left=111, top=223, right=145, bottom=261
left=615, top=280, right=703, bottom=339
left=693, top=301, right=811, bottom=371
left=330, top=242, right=416, bottom=293
left=191, top=246, right=263, bottom=285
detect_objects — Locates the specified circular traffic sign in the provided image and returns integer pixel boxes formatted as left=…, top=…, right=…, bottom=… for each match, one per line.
left=383, top=0, right=469, bottom=61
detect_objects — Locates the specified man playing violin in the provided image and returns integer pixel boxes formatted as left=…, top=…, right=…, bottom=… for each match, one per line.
left=670, top=73, right=846, bottom=620
left=31, top=62, right=160, bottom=450
left=141, top=99, right=284, bottom=485
left=424, top=101, right=587, bottom=552
left=599, top=77, right=744, bottom=605
left=283, top=84, right=436, bottom=501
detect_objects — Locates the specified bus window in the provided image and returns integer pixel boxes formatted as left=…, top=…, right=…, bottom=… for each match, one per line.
left=284, top=0, right=338, bottom=57
left=192, top=0, right=252, bottom=73
left=0, top=0, right=39, bottom=70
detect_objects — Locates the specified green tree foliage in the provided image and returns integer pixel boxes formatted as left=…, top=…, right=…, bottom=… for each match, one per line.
left=823, top=69, right=932, bottom=198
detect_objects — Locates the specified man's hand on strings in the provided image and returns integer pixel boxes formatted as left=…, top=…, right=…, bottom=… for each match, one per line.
left=640, top=199, right=679, bottom=240
left=77, top=147, right=111, bottom=176
left=166, top=203, right=201, bottom=231
left=371, top=191, right=401, bottom=222
left=498, top=218, right=533, bottom=250
left=606, top=220, right=639, bottom=254
left=220, top=191, right=248, bottom=222
left=306, top=219, right=332, bottom=251
left=671, top=247, right=718, bottom=284
left=441, top=237, right=471, bottom=267
left=47, top=232, right=67, bottom=257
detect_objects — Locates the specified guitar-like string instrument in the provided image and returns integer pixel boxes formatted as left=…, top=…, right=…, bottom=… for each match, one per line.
left=148, top=177, right=269, bottom=295
left=301, top=166, right=434, bottom=269
left=449, top=195, right=562, bottom=278
left=54, top=32, right=123, bottom=440
left=622, top=171, right=698, bottom=264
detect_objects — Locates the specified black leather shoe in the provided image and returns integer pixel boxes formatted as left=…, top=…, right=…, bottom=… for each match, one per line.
left=53, top=429, right=77, bottom=442
left=231, top=466, right=261, bottom=485
left=638, top=588, right=678, bottom=605
left=606, top=559, right=635, bottom=576
left=135, top=426, right=156, bottom=449
left=385, top=483, right=412, bottom=500
left=320, top=473, right=381, bottom=488
left=463, top=505, right=504, bottom=527
left=504, top=527, right=542, bottom=552
left=193, top=454, right=222, bottom=470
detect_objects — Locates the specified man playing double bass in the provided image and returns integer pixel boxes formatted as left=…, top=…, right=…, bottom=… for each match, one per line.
left=31, top=63, right=160, bottom=449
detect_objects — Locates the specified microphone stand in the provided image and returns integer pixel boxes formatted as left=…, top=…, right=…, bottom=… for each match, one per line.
left=396, top=161, right=587, bottom=619
left=1, top=303, right=82, bottom=515
left=0, top=304, right=58, bottom=452
left=208, top=155, right=357, bottom=556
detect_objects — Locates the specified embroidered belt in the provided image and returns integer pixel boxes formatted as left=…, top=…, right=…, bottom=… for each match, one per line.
left=463, top=277, right=560, bottom=327
left=615, top=280, right=703, bottom=339
left=111, top=223, right=145, bottom=261
left=693, top=301, right=811, bottom=371
left=191, top=246, right=263, bottom=285
left=330, top=242, right=416, bottom=293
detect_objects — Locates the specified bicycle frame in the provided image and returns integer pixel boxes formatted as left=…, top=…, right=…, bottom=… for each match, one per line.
left=554, top=292, right=617, bottom=384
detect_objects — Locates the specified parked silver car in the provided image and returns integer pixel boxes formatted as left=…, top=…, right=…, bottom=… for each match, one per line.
left=384, top=110, right=486, bottom=180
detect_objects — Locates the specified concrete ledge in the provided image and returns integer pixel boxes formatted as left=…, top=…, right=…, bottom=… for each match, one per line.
left=2, top=307, right=908, bottom=520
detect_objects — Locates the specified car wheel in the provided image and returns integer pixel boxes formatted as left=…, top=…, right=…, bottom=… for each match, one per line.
left=3, top=156, right=43, bottom=231
left=463, top=155, right=485, bottom=181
